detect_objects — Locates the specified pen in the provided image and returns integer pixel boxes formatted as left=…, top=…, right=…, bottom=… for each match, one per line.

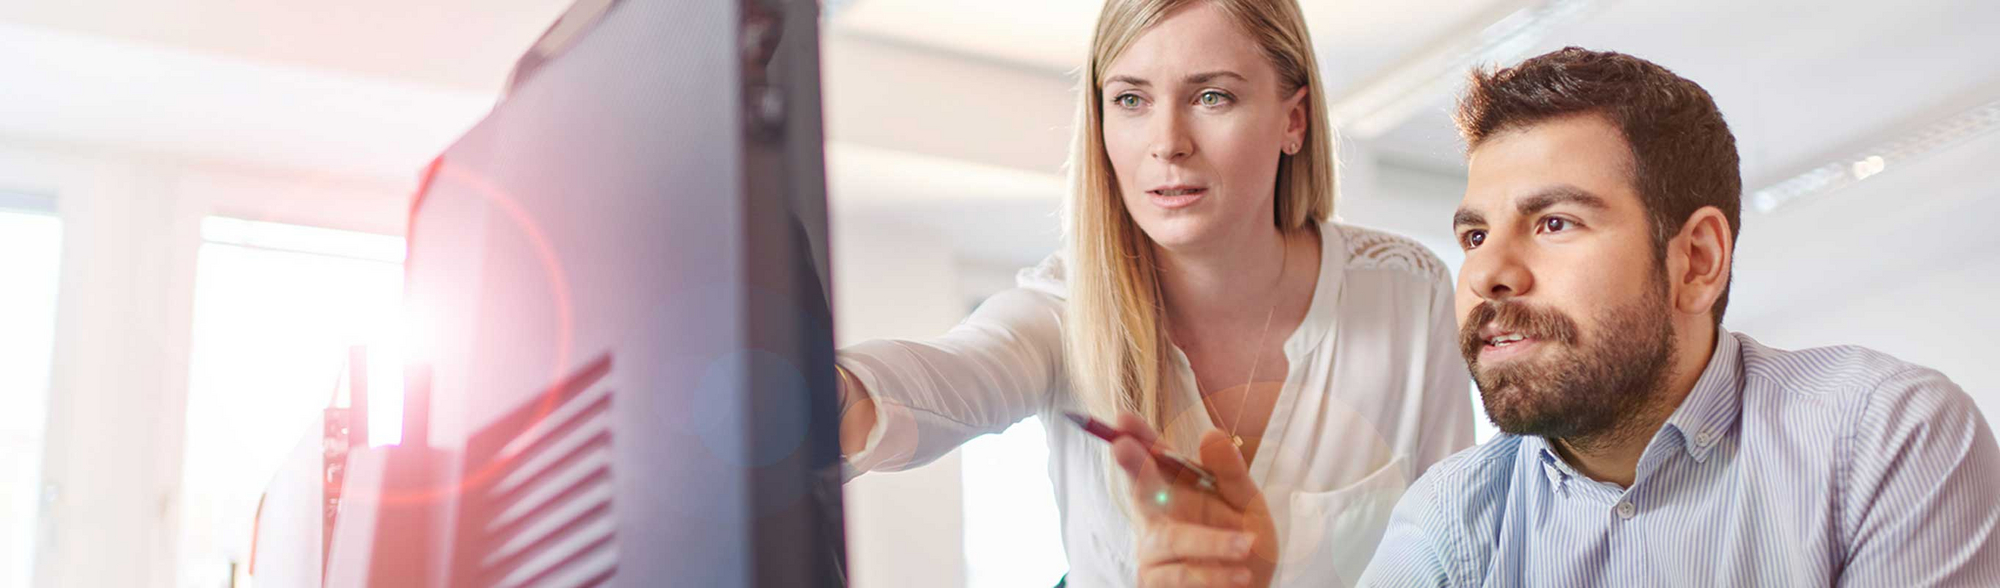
left=1063, top=412, right=1218, bottom=491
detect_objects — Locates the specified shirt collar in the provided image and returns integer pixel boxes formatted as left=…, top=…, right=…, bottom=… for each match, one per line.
left=1282, top=222, right=1346, bottom=363
left=1527, top=331, right=1746, bottom=493
left=1657, top=330, right=1746, bottom=464
left=1525, top=436, right=1575, bottom=494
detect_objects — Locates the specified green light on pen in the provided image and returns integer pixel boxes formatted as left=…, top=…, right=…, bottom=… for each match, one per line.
left=1154, top=490, right=1169, bottom=506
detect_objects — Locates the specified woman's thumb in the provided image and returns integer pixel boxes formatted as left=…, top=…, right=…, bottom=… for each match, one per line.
left=1197, top=430, right=1259, bottom=512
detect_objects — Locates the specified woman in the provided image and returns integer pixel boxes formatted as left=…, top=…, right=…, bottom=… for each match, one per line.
left=834, top=0, right=1473, bottom=585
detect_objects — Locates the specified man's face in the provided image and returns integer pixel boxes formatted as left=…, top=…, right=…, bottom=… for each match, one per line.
left=1451, top=114, right=1677, bottom=440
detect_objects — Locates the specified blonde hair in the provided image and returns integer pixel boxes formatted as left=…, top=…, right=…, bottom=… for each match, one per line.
left=1064, top=0, right=1336, bottom=473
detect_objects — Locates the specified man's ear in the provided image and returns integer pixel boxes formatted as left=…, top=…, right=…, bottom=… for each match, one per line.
left=1670, top=206, right=1733, bottom=317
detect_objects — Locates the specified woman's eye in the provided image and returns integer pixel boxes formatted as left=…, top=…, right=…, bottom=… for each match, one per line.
left=1113, top=94, right=1142, bottom=109
left=1461, top=230, right=1486, bottom=250
left=1539, top=217, right=1574, bottom=233
left=1198, top=91, right=1231, bottom=106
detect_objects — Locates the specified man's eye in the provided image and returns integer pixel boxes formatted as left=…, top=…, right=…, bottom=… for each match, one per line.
left=1539, top=217, right=1574, bottom=233
left=1461, top=230, right=1486, bottom=250
left=1197, top=91, right=1231, bottom=106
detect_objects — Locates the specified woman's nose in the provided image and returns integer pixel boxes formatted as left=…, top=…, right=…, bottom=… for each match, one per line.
left=1148, top=109, right=1193, bottom=162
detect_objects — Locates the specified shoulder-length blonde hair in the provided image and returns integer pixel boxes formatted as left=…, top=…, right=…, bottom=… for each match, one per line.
left=1065, top=0, right=1336, bottom=452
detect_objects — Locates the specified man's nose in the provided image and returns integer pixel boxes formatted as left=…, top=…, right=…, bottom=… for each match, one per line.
left=1462, top=236, right=1532, bottom=302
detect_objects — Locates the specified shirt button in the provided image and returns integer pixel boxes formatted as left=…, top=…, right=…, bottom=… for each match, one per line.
left=1695, top=430, right=1716, bottom=447
left=1616, top=501, right=1636, bottom=519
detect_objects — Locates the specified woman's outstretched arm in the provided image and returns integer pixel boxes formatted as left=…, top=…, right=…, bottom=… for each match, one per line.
left=835, top=285, right=1065, bottom=475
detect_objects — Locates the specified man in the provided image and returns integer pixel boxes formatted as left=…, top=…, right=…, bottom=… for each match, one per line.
left=1115, top=47, right=2000, bottom=587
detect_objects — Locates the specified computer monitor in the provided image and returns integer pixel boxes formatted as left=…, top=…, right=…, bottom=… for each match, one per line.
left=323, top=0, right=845, bottom=585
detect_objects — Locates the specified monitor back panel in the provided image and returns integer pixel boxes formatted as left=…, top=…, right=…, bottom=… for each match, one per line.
left=400, top=0, right=842, bottom=585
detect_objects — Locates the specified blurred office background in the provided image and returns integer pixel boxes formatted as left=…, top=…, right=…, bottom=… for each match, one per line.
left=0, top=0, right=1994, bottom=586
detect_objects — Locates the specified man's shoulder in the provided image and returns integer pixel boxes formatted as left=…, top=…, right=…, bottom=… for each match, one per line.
left=1735, top=332, right=1943, bottom=399
left=1406, top=434, right=1531, bottom=519
left=1733, top=332, right=1983, bottom=465
left=1369, top=435, right=1531, bottom=584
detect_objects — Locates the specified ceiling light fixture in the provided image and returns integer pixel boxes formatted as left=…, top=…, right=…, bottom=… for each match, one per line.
left=1750, top=97, right=2000, bottom=214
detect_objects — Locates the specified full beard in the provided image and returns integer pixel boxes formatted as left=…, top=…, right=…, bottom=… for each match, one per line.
left=1458, top=287, right=1677, bottom=450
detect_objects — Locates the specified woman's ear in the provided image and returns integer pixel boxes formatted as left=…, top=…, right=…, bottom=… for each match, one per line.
left=1284, top=87, right=1309, bottom=151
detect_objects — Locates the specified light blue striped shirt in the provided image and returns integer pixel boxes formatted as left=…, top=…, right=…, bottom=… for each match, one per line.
left=1360, top=331, right=2000, bottom=586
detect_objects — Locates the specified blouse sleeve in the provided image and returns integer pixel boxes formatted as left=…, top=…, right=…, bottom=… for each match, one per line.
left=836, top=285, right=1065, bottom=475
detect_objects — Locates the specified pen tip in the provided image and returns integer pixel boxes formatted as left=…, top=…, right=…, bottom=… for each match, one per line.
left=1062, top=412, right=1089, bottom=427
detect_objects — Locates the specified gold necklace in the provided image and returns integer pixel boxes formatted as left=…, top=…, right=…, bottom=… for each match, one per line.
left=1212, top=235, right=1288, bottom=448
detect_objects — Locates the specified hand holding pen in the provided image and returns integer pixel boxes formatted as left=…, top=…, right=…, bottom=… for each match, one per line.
left=1102, top=413, right=1278, bottom=588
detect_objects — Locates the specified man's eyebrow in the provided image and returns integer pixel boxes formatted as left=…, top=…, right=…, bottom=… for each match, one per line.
left=1452, top=208, right=1486, bottom=228
left=1185, top=71, right=1247, bottom=85
left=1454, top=186, right=1606, bottom=228
left=1518, top=186, right=1609, bottom=216
left=1105, top=75, right=1149, bottom=88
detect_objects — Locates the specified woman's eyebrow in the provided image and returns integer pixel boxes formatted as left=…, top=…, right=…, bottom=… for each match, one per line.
left=1105, top=75, right=1149, bottom=88
left=1105, top=71, right=1247, bottom=88
left=1184, top=71, right=1246, bottom=85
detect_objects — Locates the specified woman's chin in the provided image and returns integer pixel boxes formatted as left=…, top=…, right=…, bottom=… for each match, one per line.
left=1131, top=215, right=1222, bottom=252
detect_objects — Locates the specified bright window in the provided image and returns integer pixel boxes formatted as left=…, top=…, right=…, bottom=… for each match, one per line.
left=0, top=205, right=62, bottom=588
left=961, top=416, right=1067, bottom=588
left=178, top=218, right=403, bottom=588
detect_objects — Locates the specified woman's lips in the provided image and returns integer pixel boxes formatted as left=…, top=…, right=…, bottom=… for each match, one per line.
left=1148, top=187, right=1207, bottom=210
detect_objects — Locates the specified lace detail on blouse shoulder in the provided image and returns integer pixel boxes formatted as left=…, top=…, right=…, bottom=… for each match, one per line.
left=1337, top=224, right=1450, bottom=286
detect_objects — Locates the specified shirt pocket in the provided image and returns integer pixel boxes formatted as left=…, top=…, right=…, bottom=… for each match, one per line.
left=1276, top=455, right=1410, bottom=588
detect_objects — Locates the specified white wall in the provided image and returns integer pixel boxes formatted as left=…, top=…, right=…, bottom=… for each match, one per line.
left=0, top=137, right=406, bottom=588
left=830, top=212, right=971, bottom=588
left=1734, top=256, right=2000, bottom=425
left=1727, top=123, right=2000, bottom=435
left=1335, top=144, right=1469, bottom=268
left=821, top=32, right=1074, bottom=176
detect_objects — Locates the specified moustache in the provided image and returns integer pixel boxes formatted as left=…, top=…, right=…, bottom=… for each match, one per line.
left=1458, top=300, right=1581, bottom=361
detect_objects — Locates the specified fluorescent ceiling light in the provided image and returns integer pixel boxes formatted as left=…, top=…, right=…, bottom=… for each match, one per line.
left=1750, top=97, right=2000, bottom=214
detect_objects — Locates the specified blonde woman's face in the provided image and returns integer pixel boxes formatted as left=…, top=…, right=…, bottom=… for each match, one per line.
left=1100, top=2, right=1307, bottom=251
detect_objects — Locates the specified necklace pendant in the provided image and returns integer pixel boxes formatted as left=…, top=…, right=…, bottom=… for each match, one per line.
left=1231, top=435, right=1244, bottom=448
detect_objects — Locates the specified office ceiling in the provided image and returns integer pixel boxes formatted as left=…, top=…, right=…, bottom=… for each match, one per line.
left=0, top=0, right=572, bottom=93
left=6, top=0, right=1992, bottom=184
left=0, top=0, right=1994, bottom=323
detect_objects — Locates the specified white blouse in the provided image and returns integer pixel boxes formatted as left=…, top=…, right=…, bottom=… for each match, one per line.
left=838, top=222, right=1475, bottom=587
